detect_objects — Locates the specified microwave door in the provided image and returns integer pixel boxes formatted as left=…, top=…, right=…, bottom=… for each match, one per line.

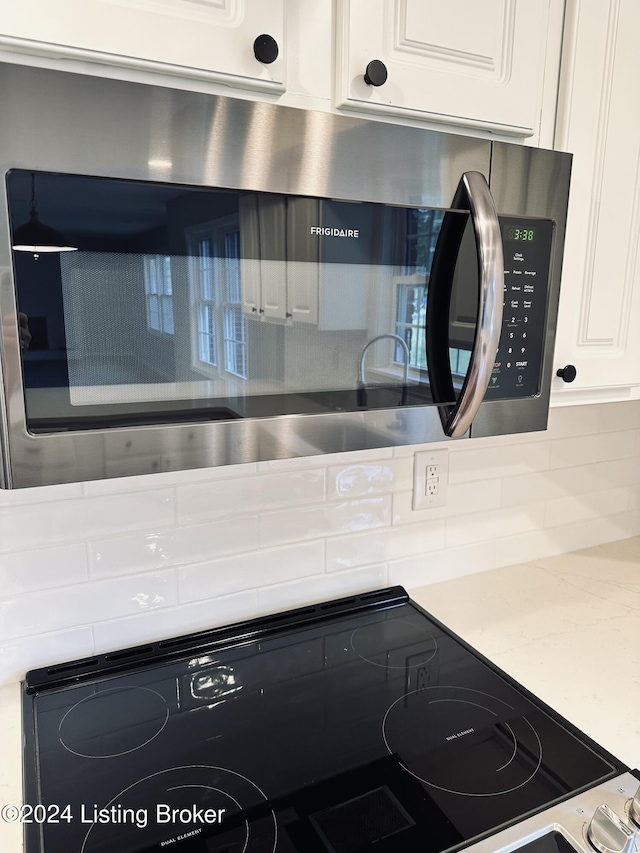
left=425, top=171, right=504, bottom=437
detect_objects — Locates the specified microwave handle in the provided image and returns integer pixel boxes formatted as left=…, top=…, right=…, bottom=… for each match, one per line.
left=425, top=171, right=504, bottom=438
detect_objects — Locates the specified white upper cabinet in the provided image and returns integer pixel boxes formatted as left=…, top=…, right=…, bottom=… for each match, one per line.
left=335, top=0, right=564, bottom=139
left=552, top=0, right=640, bottom=403
left=0, top=1, right=565, bottom=142
left=0, top=0, right=285, bottom=93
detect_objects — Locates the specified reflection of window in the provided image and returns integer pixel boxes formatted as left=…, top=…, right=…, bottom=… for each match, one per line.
left=144, top=255, right=174, bottom=334
left=395, top=278, right=427, bottom=370
left=396, top=209, right=469, bottom=378
left=189, top=220, right=247, bottom=379
left=221, top=231, right=246, bottom=378
left=449, top=346, right=472, bottom=377
left=194, top=237, right=217, bottom=366
left=393, top=209, right=444, bottom=371
left=405, top=209, right=443, bottom=275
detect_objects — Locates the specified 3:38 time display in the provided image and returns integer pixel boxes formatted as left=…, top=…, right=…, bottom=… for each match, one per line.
left=505, top=226, right=535, bottom=242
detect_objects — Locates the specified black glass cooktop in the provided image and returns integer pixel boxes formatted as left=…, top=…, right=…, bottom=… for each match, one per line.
left=22, top=587, right=624, bottom=853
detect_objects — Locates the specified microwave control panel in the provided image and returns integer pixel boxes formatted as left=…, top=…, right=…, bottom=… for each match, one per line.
left=484, top=217, right=554, bottom=400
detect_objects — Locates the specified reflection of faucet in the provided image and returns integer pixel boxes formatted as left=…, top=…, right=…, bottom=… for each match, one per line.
left=357, top=334, right=410, bottom=407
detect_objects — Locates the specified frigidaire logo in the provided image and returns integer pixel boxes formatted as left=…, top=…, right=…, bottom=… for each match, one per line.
left=310, top=226, right=360, bottom=238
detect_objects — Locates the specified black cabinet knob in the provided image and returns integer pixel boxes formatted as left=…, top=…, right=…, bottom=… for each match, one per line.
left=364, top=59, right=388, bottom=87
left=556, top=364, right=577, bottom=383
left=253, top=34, right=279, bottom=65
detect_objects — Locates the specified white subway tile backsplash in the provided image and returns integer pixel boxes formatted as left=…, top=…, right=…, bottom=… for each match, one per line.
left=327, top=458, right=413, bottom=499
left=260, top=496, right=391, bottom=548
left=539, top=512, right=640, bottom=560
left=83, top=462, right=259, bottom=496
left=90, top=516, right=260, bottom=578
left=92, top=590, right=259, bottom=653
left=0, top=490, right=175, bottom=553
left=549, top=434, right=601, bottom=470
left=0, top=481, right=83, bottom=507
left=390, top=541, right=496, bottom=590
left=544, top=488, right=631, bottom=528
left=257, top=564, right=389, bottom=613
left=0, top=400, right=639, bottom=688
left=325, top=529, right=389, bottom=570
left=505, top=428, right=551, bottom=445
left=598, top=400, right=640, bottom=432
left=494, top=510, right=640, bottom=569
left=593, top=457, right=640, bottom=490
left=627, top=487, right=640, bottom=511
left=550, top=430, right=637, bottom=471
left=445, top=503, right=545, bottom=548
left=0, top=570, right=177, bottom=639
left=595, top=430, right=638, bottom=461
left=177, top=470, right=325, bottom=523
left=505, top=405, right=600, bottom=446
left=392, top=479, right=502, bottom=525
left=501, top=465, right=598, bottom=507
left=178, top=541, right=325, bottom=602
left=325, top=520, right=445, bottom=571
left=0, top=627, right=94, bottom=686
left=494, top=527, right=568, bottom=568
left=0, top=544, right=87, bottom=595
left=392, top=435, right=505, bottom=459
left=548, top=404, right=602, bottom=437
left=448, top=442, right=550, bottom=484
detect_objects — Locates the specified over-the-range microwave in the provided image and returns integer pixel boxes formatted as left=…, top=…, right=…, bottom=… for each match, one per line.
left=0, top=62, right=572, bottom=489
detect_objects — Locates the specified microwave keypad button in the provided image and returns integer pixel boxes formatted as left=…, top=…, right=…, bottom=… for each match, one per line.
left=485, top=217, right=553, bottom=401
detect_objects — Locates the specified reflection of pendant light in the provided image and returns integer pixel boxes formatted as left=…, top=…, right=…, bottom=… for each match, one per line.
left=12, top=173, right=77, bottom=259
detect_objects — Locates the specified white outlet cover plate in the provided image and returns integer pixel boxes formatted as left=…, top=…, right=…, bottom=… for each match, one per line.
left=412, top=448, right=449, bottom=510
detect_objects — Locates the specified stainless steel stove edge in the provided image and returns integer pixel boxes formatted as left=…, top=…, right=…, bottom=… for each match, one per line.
left=465, top=772, right=640, bottom=853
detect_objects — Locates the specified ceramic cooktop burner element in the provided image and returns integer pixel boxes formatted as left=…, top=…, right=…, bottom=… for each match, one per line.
left=382, top=686, right=543, bottom=796
left=350, top=618, right=437, bottom=668
left=80, top=765, right=277, bottom=853
left=59, top=685, right=169, bottom=758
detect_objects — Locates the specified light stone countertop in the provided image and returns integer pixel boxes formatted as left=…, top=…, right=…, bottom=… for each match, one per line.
left=1, top=536, right=638, bottom=852
left=411, top=536, right=640, bottom=772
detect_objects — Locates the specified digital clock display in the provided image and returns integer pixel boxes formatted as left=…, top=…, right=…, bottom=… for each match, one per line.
left=505, top=226, right=535, bottom=242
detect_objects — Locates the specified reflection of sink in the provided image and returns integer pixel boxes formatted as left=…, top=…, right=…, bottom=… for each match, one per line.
left=354, top=386, right=410, bottom=410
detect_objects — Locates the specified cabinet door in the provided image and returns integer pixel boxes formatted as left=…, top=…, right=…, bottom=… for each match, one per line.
left=286, top=198, right=319, bottom=325
left=336, top=0, right=560, bottom=138
left=553, top=0, right=640, bottom=400
left=0, top=0, right=285, bottom=92
left=239, top=195, right=262, bottom=318
left=258, top=196, right=288, bottom=322
left=239, top=194, right=289, bottom=322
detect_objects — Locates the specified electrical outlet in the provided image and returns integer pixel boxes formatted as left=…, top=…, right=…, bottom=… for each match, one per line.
left=405, top=652, right=439, bottom=695
left=426, top=479, right=439, bottom=496
left=416, top=665, right=431, bottom=691
left=412, top=449, right=448, bottom=510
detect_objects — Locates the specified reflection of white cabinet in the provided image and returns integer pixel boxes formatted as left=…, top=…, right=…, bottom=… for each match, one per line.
left=287, top=198, right=369, bottom=330
left=240, top=194, right=290, bottom=323
left=239, top=195, right=369, bottom=330
left=552, top=0, right=640, bottom=403
left=335, top=0, right=565, bottom=140
left=286, top=198, right=320, bottom=325
left=0, top=0, right=285, bottom=93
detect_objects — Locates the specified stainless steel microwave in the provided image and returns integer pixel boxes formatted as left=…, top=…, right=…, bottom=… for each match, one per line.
left=0, top=62, right=571, bottom=488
